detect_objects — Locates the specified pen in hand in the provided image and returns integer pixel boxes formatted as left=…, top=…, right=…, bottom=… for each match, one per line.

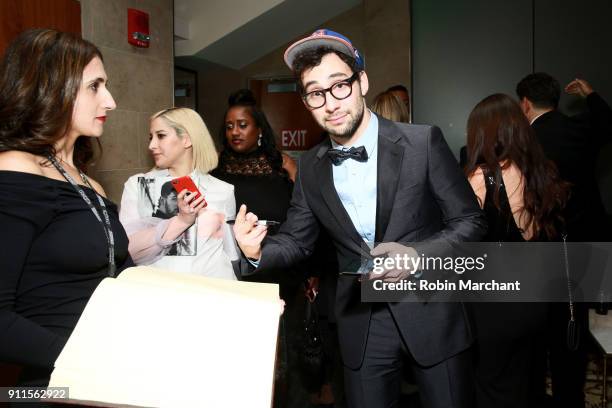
left=226, top=219, right=280, bottom=226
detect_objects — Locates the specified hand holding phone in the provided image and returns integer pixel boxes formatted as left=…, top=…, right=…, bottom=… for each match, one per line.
left=171, top=176, right=206, bottom=206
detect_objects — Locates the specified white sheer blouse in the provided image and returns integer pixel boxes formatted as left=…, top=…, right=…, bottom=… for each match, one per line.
left=119, top=169, right=238, bottom=280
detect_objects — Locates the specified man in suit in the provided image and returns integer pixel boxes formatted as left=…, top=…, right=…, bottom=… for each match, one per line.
left=517, top=73, right=612, bottom=408
left=517, top=73, right=612, bottom=242
left=234, top=29, right=486, bottom=408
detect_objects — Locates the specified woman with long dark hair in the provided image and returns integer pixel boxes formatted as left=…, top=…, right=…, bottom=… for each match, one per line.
left=465, top=93, right=569, bottom=407
left=0, top=29, right=132, bottom=387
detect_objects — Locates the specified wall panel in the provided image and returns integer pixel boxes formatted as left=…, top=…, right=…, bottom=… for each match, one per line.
left=0, top=0, right=80, bottom=56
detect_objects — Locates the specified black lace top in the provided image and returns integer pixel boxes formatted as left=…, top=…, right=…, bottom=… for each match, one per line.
left=212, top=150, right=292, bottom=223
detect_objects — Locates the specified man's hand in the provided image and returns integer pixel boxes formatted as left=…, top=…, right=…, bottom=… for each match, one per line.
left=304, top=277, right=319, bottom=302
left=233, top=204, right=267, bottom=260
left=368, top=242, right=419, bottom=282
left=565, top=78, right=594, bottom=98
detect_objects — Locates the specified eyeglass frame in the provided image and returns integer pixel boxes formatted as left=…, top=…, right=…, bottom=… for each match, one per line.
left=301, top=71, right=363, bottom=109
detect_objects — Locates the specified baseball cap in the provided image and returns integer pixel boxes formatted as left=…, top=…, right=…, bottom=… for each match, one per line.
left=283, top=29, right=365, bottom=71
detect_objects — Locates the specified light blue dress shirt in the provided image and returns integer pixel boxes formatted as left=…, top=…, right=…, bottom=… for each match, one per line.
left=330, top=112, right=378, bottom=246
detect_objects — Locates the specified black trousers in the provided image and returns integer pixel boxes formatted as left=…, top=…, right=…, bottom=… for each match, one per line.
left=343, top=304, right=473, bottom=408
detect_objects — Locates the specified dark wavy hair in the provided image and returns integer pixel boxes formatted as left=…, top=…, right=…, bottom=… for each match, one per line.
left=0, top=29, right=103, bottom=171
left=217, top=89, right=285, bottom=175
left=464, top=93, right=569, bottom=240
left=291, top=47, right=359, bottom=94
left=516, top=72, right=561, bottom=110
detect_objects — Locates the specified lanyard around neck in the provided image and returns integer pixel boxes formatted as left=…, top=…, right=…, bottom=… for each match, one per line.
left=47, top=155, right=116, bottom=277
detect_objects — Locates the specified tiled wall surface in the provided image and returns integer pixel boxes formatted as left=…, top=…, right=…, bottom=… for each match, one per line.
left=81, top=0, right=174, bottom=204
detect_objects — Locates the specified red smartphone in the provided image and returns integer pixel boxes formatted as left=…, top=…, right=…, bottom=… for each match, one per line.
left=171, top=176, right=206, bottom=206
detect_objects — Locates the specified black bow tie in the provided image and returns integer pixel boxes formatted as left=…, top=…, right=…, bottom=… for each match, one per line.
left=327, top=146, right=368, bottom=165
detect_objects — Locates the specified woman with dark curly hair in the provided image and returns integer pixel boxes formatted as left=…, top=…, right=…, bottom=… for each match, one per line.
left=0, top=29, right=132, bottom=387
left=212, top=89, right=296, bottom=218
left=464, top=93, right=569, bottom=407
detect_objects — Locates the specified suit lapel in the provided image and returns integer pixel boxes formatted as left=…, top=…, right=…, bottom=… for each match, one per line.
left=314, top=144, right=365, bottom=250
left=375, top=117, right=404, bottom=243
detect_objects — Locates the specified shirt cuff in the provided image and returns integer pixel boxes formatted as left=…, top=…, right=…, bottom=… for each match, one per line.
left=247, top=258, right=260, bottom=268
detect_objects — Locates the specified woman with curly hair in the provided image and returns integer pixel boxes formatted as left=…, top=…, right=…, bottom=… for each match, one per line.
left=213, top=88, right=296, bottom=212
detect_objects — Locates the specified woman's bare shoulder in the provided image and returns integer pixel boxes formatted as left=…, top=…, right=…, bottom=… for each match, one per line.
left=0, top=151, right=45, bottom=175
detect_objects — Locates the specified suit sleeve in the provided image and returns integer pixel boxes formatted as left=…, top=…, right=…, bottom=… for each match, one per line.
left=415, top=126, right=487, bottom=254
left=242, top=159, right=321, bottom=275
left=586, top=92, right=612, bottom=143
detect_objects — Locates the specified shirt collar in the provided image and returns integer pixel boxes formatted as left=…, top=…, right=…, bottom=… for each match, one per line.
left=530, top=109, right=553, bottom=125
left=330, top=110, right=378, bottom=155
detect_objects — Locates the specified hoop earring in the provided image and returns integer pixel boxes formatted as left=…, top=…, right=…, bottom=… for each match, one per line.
left=257, top=133, right=262, bottom=147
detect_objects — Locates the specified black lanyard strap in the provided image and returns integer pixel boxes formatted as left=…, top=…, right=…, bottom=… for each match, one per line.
left=47, top=155, right=116, bottom=277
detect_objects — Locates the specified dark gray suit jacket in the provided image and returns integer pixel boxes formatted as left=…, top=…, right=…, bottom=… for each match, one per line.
left=243, top=115, right=486, bottom=369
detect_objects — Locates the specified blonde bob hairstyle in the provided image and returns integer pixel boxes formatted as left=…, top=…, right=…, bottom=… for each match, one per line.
left=151, top=107, right=218, bottom=173
left=371, top=91, right=410, bottom=123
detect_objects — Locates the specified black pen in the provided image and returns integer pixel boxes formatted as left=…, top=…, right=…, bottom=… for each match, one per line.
left=226, top=219, right=281, bottom=226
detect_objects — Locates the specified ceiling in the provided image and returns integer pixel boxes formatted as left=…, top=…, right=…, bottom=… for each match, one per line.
left=174, top=0, right=361, bottom=70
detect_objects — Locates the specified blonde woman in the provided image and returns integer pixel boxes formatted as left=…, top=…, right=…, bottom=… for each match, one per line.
left=120, top=108, right=236, bottom=279
left=371, top=90, right=411, bottom=123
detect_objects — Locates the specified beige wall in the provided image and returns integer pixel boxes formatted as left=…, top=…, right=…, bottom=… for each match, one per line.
left=240, top=0, right=410, bottom=104
left=240, top=5, right=366, bottom=81
left=175, top=56, right=244, bottom=147
left=81, top=0, right=174, bottom=203
left=195, top=0, right=411, bottom=137
left=363, top=0, right=411, bottom=104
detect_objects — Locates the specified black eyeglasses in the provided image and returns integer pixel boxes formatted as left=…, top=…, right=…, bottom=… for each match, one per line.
left=302, top=71, right=362, bottom=109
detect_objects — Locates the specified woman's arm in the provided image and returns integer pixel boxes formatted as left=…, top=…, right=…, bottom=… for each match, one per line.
left=467, top=167, right=485, bottom=209
left=119, top=177, right=205, bottom=264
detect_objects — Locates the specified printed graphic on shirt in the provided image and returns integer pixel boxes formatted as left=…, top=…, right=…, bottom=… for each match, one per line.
left=136, top=177, right=196, bottom=256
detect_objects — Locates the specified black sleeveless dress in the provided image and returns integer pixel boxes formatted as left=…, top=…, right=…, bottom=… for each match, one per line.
left=0, top=171, right=133, bottom=387
left=471, top=167, right=547, bottom=408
